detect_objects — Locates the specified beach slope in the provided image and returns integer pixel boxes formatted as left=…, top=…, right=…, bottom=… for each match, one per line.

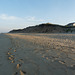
left=0, top=33, right=75, bottom=75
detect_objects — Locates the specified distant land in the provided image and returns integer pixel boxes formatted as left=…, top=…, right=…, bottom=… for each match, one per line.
left=9, top=22, right=75, bottom=33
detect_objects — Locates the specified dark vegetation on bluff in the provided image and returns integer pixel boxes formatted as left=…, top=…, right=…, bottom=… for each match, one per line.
left=9, top=23, right=75, bottom=33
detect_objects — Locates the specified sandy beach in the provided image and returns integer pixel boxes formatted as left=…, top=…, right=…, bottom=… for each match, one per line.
left=0, top=33, right=75, bottom=75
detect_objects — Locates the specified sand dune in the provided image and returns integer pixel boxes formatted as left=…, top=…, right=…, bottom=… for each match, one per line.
left=0, top=33, right=75, bottom=75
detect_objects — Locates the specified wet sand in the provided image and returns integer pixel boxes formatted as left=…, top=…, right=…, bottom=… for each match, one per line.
left=0, top=34, right=15, bottom=75
left=0, top=33, right=75, bottom=75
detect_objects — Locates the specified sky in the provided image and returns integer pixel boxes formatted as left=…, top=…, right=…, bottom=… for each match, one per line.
left=0, top=0, right=75, bottom=32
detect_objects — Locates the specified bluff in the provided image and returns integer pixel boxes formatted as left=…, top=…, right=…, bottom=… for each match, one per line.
left=9, top=23, right=75, bottom=33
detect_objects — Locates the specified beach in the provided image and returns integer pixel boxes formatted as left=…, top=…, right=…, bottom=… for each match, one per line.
left=0, top=33, right=75, bottom=75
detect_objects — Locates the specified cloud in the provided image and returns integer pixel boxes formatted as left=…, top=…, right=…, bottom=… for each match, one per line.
left=0, top=14, right=45, bottom=22
left=0, top=14, right=21, bottom=20
left=25, top=16, right=45, bottom=22
left=27, top=16, right=35, bottom=21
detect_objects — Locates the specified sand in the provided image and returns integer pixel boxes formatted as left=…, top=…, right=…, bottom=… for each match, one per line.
left=0, top=33, right=75, bottom=75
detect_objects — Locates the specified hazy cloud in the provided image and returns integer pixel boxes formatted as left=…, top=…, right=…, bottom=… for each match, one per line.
left=0, top=14, right=45, bottom=22
left=25, top=16, right=45, bottom=22
left=0, top=14, right=21, bottom=20
left=27, top=16, right=35, bottom=21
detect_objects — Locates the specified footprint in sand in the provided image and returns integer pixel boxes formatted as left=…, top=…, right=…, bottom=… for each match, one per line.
left=14, top=50, right=16, bottom=52
left=16, top=64, right=22, bottom=69
left=20, top=70, right=26, bottom=75
left=11, top=60, right=15, bottom=63
left=70, top=65, right=75, bottom=70
left=8, top=57, right=14, bottom=60
left=7, top=52, right=12, bottom=55
left=13, top=70, right=26, bottom=75
left=59, top=60, right=65, bottom=64
left=13, top=72, right=18, bottom=75
left=18, top=59, right=24, bottom=63
left=9, top=48, right=12, bottom=50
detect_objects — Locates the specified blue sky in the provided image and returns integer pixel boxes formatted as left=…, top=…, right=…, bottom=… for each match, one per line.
left=0, top=0, right=75, bottom=32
